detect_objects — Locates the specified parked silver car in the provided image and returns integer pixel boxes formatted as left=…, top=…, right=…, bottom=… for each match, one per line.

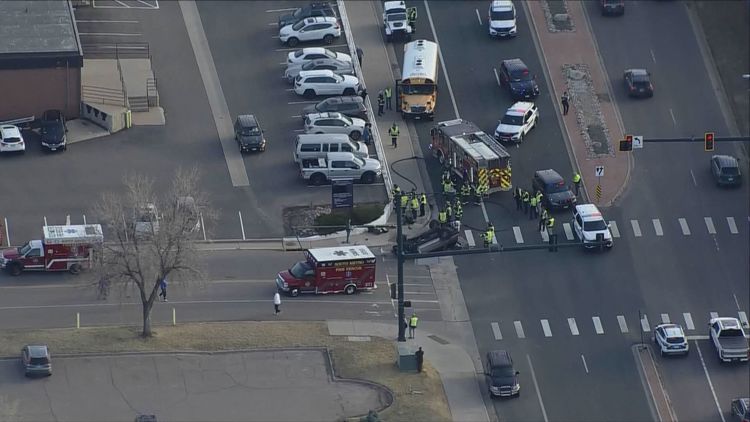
left=22, top=344, right=52, bottom=377
left=286, top=58, right=354, bottom=83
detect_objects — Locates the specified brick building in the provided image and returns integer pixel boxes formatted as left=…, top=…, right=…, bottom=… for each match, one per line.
left=0, top=0, right=83, bottom=121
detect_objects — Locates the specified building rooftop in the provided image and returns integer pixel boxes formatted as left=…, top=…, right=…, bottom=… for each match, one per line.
left=0, top=0, right=80, bottom=56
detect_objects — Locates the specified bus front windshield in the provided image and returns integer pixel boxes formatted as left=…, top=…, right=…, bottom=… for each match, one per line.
left=401, top=83, right=435, bottom=95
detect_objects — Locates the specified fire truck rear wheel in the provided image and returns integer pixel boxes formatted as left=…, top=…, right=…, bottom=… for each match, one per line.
left=69, top=264, right=82, bottom=275
left=290, top=288, right=300, bottom=297
left=344, top=285, right=356, bottom=295
left=8, top=263, right=22, bottom=276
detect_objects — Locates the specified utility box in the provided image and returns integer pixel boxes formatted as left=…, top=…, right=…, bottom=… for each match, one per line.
left=396, top=342, right=418, bottom=372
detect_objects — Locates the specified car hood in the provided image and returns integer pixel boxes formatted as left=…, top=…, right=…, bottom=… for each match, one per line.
left=238, top=134, right=264, bottom=145
left=582, top=226, right=612, bottom=241
left=278, top=270, right=295, bottom=281
left=341, top=75, right=359, bottom=86
left=302, top=104, right=321, bottom=115
left=278, top=14, right=299, bottom=28
left=489, top=374, right=516, bottom=388
left=490, top=18, right=515, bottom=30
left=363, top=158, right=382, bottom=172
left=510, top=79, right=538, bottom=92
left=494, top=122, right=522, bottom=135
left=41, top=125, right=65, bottom=144
left=279, top=25, right=294, bottom=36
left=548, top=190, right=575, bottom=204
left=1, top=248, right=20, bottom=260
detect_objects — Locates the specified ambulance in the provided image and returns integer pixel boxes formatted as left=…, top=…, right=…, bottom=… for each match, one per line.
left=276, top=245, right=377, bottom=296
left=1, top=225, right=103, bottom=275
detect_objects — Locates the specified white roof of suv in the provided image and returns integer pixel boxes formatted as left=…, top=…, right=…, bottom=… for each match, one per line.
left=575, top=204, right=604, bottom=221
left=298, top=69, right=341, bottom=80
left=506, top=101, right=534, bottom=116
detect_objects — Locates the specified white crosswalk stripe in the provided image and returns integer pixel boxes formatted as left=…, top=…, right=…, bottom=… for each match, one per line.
left=592, top=316, right=604, bottom=334
left=562, top=223, right=574, bottom=240
left=683, top=313, right=695, bottom=330
left=631, top=220, right=642, bottom=237
left=568, top=318, right=579, bottom=336
left=727, top=217, right=739, bottom=234
left=465, top=230, right=475, bottom=247
left=710, top=312, right=719, bottom=320
left=678, top=218, right=691, bottom=235
left=739, top=311, right=748, bottom=327
left=652, top=219, right=664, bottom=236
left=608, top=221, right=620, bottom=237
left=640, top=314, right=650, bottom=332
left=705, top=217, right=716, bottom=234
left=514, top=321, right=525, bottom=339
left=541, top=319, right=552, bottom=337
left=513, top=226, right=524, bottom=244
left=491, top=322, right=503, bottom=340
left=617, top=315, right=629, bottom=333
left=661, top=313, right=670, bottom=324
left=540, top=229, right=549, bottom=242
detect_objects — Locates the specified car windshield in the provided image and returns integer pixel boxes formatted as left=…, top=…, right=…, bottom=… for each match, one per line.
left=501, top=114, right=524, bottom=125
left=583, top=220, right=608, bottom=231
left=42, top=122, right=62, bottom=135
left=719, top=328, right=745, bottom=337
left=401, top=84, right=435, bottom=95
left=19, top=243, right=32, bottom=255
left=722, top=167, right=740, bottom=176
left=241, top=126, right=260, bottom=136
left=666, top=337, right=685, bottom=344
left=292, top=7, right=306, bottom=19
left=510, top=69, right=532, bottom=81
left=29, top=357, right=49, bottom=365
left=490, top=366, right=515, bottom=378
left=292, top=19, right=306, bottom=31
left=294, top=50, right=304, bottom=58
left=340, top=115, right=352, bottom=125
left=353, top=157, right=365, bottom=167
left=490, top=10, right=514, bottom=20
left=631, top=73, right=649, bottom=82
left=387, top=12, right=407, bottom=21
left=289, top=261, right=312, bottom=278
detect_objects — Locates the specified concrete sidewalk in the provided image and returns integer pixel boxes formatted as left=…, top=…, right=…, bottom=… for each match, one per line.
left=526, top=1, right=631, bottom=207
left=328, top=319, right=490, bottom=422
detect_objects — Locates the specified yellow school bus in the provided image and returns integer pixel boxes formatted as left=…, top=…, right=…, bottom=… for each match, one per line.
left=398, top=39, right=438, bottom=120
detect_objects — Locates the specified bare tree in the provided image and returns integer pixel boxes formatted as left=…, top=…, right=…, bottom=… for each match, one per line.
left=92, top=168, right=214, bottom=337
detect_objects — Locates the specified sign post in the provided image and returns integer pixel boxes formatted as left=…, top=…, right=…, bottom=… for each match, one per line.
left=594, top=166, right=604, bottom=203
left=332, top=179, right=354, bottom=209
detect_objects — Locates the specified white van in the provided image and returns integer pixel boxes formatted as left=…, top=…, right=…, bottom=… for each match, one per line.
left=294, top=133, right=369, bottom=164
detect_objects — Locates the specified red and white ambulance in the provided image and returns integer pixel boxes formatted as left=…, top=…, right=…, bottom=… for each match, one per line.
left=0, top=225, right=103, bottom=276
left=276, top=245, right=377, bottom=296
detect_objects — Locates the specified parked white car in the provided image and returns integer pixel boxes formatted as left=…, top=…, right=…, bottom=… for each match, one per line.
left=285, top=58, right=354, bottom=83
left=287, top=47, right=351, bottom=66
left=294, top=69, right=360, bottom=98
left=0, top=124, right=25, bottom=153
left=494, top=101, right=538, bottom=143
left=653, top=324, right=689, bottom=356
left=279, top=16, right=341, bottom=47
left=304, top=112, right=366, bottom=140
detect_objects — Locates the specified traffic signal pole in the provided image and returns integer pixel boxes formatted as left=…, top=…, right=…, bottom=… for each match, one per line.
left=396, top=193, right=407, bottom=342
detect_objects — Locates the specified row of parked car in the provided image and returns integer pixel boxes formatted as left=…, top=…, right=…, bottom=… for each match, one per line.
left=0, top=110, right=67, bottom=154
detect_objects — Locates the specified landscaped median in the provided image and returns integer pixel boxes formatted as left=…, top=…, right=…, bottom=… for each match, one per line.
left=0, top=321, right=451, bottom=422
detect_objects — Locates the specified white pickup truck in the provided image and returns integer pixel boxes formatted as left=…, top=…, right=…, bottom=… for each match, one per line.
left=299, top=152, right=382, bottom=186
left=709, top=317, right=749, bottom=363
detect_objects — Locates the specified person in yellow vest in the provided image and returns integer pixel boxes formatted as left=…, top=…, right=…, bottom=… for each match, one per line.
left=445, top=202, right=453, bottom=222
left=573, top=172, right=582, bottom=196
left=539, top=207, right=549, bottom=232
left=409, top=312, right=419, bottom=338
left=400, top=192, right=409, bottom=213
left=529, top=195, right=538, bottom=220
left=438, top=208, right=448, bottom=227
left=546, top=216, right=555, bottom=234
left=419, top=193, right=427, bottom=217
left=384, top=86, right=393, bottom=110
left=410, top=193, right=419, bottom=221
left=483, top=223, right=495, bottom=246
left=389, top=123, right=399, bottom=148
left=522, top=189, right=530, bottom=214
left=535, top=191, right=543, bottom=213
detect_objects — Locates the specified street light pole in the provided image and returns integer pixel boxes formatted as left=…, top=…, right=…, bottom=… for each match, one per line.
left=396, top=192, right=406, bottom=342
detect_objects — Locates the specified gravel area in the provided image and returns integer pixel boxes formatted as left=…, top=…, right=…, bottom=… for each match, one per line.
left=541, top=0, right=575, bottom=32
left=563, top=64, right=613, bottom=157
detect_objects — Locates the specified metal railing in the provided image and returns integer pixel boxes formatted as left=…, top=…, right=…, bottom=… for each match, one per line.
left=82, top=85, right=127, bottom=107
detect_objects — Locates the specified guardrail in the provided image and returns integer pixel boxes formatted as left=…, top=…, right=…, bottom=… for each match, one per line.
left=82, top=85, right=127, bottom=107
left=81, top=42, right=151, bottom=59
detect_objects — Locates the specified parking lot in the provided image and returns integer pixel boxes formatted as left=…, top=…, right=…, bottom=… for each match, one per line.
left=0, top=0, right=387, bottom=244
left=0, top=349, right=389, bottom=421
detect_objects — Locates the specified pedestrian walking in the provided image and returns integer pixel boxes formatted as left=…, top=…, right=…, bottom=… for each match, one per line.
left=362, top=123, right=372, bottom=146
left=356, top=46, right=363, bottom=66
left=561, top=91, right=570, bottom=115
left=360, top=88, right=368, bottom=102
left=415, top=347, right=424, bottom=373
left=513, top=187, right=522, bottom=211
left=273, top=291, right=281, bottom=315
left=483, top=223, right=495, bottom=246
left=384, top=87, right=393, bottom=110
left=419, top=193, right=427, bottom=217
left=539, top=208, right=548, bottom=232
left=159, top=277, right=167, bottom=302
left=389, top=122, right=399, bottom=147
left=377, top=94, right=385, bottom=116
left=573, top=172, right=582, bottom=196
left=409, top=313, right=419, bottom=339
left=407, top=7, right=417, bottom=31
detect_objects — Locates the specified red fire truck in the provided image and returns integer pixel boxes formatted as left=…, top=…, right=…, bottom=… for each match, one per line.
left=275, top=245, right=377, bottom=297
left=0, top=225, right=103, bottom=276
left=431, top=119, right=512, bottom=193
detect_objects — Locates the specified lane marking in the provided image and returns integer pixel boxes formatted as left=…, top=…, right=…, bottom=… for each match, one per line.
left=690, top=169, right=697, bottom=186
left=581, top=354, right=589, bottom=374
left=669, top=108, right=677, bottom=126
left=695, top=340, right=727, bottom=422
left=526, top=355, right=549, bottom=422
left=562, top=223, right=574, bottom=240
left=493, top=68, right=501, bottom=87
left=727, top=217, right=738, bottom=234
left=650, top=48, right=657, bottom=63
left=475, top=8, right=482, bottom=25
left=630, top=220, right=642, bottom=237
left=568, top=318, right=579, bottom=336
left=513, top=226, right=524, bottom=244
left=739, top=311, right=748, bottom=327
left=617, top=315, right=629, bottom=333
left=652, top=219, right=663, bottom=236
left=734, top=293, right=741, bottom=310
left=704, top=217, right=716, bottom=234
left=424, top=0, right=461, bottom=119
left=465, top=229, right=476, bottom=247
left=661, top=313, right=670, bottom=324
left=265, top=7, right=297, bottom=12
left=514, top=320, right=525, bottom=339
left=608, top=221, right=620, bottom=237
left=540, top=230, right=549, bottom=242
left=0, top=298, right=395, bottom=310
left=683, top=313, right=695, bottom=330
left=541, top=319, right=552, bottom=337
left=678, top=218, right=691, bottom=235
left=686, top=335, right=710, bottom=340
left=491, top=322, right=503, bottom=340
left=76, top=19, right=139, bottom=23
left=79, top=32, right=142, bottom=36
left=640, top=314, right=650, bottom=332
left=592, top=316, right=604, bottom=334
left=710, top=311, right=719, bottom=319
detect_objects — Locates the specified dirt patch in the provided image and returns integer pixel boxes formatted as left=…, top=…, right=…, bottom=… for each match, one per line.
left=283, top=204, right=332, bottom=237
left=0, top=321, right=451, bottom=422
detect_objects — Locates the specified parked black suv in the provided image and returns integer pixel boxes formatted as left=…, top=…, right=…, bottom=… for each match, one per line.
left=499, top=58, right=540, bottom=100
left=302, top=96, right=368, bottom=122
left=40, top=109, right=67, bottom=152
left=278, top=2, right=336, bottom=28
left=234, top=115, right=266, bottom=153
left=711, top=155, right=742, bottom=187
left=532, top=169, right=576, bottom=211
left=485, top=350, right=520, bottom=398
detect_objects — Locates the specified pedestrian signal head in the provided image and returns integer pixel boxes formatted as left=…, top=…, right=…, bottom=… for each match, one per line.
left=704, top=132, right=715, bottom=151
left=619, top=135, right=633, bottom=152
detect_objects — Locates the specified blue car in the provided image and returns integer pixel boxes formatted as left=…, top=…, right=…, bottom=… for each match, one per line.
left=499, top=59, right=540, bottom=101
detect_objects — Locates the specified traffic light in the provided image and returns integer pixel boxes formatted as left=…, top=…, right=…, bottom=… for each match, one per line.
left=704, top=132, right=715, bottom=151
left=619, top=135, right=633, bottom=151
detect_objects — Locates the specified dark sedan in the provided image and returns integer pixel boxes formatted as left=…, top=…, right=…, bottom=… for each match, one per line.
left=711, top=154, right=742, bottom=186
left=278, top=2, right=336, bottom=29
left=532, top=169, right=576, bottom=211
left=624, top=69, right=654, bottom=98
left=302, top=96, right=368, bottom=121
left=499, top=58, right=540, bottom=101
